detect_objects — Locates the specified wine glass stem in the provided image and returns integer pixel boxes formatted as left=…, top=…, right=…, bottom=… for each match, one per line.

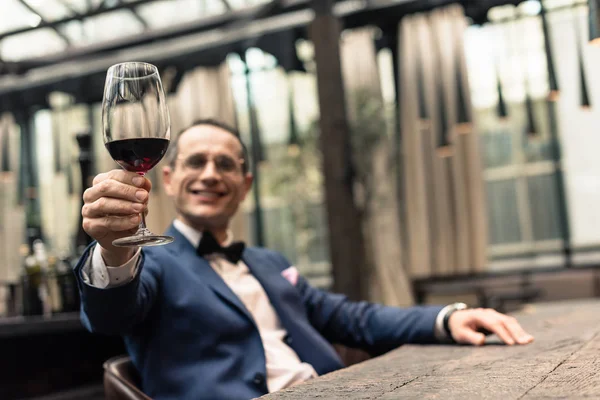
left=140, top=210, right=148, bottom=231
left=138, top=172, right=148, bottom=232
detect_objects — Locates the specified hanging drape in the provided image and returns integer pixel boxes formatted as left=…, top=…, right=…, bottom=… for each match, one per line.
left=438, top=8, right=472, bottom=275
left=400, top=15, right=437, bottom=278
left=0, top=113, right=24, bottom=283
left=399, top=5, right=488, bottom=278
left=44, top=99, right=88, bottom=258
left=450, top=5, right=488, bottom=273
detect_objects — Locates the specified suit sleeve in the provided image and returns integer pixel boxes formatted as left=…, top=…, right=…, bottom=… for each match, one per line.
left=276, top=254, right=443, bottom=356
left=73, top=242, right=160, bottom=335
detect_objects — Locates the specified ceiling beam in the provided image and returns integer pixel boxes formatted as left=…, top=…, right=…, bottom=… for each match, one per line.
left=0, top=0, right=528, bottom=100
left=112, top=0, right=149, bottom=29
left=55, top=0, right=83, bottom=16
left=0, top=7, right=315, bottom=97
left=2, top=0, right=307, bottom=71
left=129, top=9, right=149, bottom=29
left=0, top=0, right=159, bottom=41
left=1, top=0, right=517, bottom=72
left=0, top=0, right=413, bottom=94
left=16, top=0, right=71, bottom=45
left=221, top=0, right=233, bottom=11
left=54, top=0, right=147, bottom=29
left=93, top=0, right=118, bottom=13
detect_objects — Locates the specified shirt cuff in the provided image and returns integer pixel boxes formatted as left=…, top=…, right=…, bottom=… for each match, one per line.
left=88, top=243, right=141, bottom=289
left=434, top=304, right=455, bottom=342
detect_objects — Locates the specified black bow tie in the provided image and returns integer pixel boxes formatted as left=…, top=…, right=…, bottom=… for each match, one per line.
left=197, top=231, right=245, bottom=264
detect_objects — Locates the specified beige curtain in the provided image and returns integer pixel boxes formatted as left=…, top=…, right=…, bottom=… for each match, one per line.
left=0, top=113, right=25, bottom=295
left=0, top=113, right=25, bottom=317
left=399, top=5, right=488, bottom=277
left=400, top=17, right=436, bottom=278
left=44, top=100, right=88, bottom=257
left=449, top=5, right=488, bottom=273
left=340, top=28, right=414, bottom=306
left=433, top=8, right=472, bottom=275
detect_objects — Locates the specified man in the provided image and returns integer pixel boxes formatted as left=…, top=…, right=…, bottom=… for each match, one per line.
left=76, top=119, right=533, bottom=400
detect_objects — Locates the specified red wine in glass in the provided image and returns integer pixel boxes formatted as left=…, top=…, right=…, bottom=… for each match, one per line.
left=102, top=62, right=173, bottom=247
left=105, top=138, right=169, bottom=174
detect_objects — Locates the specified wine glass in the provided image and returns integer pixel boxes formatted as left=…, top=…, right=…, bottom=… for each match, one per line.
left=102, top=61, right=174, bottom=247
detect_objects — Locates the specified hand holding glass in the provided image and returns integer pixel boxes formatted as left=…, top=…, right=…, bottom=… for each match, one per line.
left=102, top=62, right=174, bottom=247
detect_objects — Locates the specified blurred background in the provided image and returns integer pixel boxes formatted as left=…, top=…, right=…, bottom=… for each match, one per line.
left=1, top=0, right=600, bottom=398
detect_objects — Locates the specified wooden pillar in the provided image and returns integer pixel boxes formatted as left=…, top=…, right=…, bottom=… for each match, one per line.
left=241, top=55, right=266, bottom=247
left=309, top=0, right=368, bottom=300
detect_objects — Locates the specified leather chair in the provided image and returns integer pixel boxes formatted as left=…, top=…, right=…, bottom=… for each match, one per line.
left=103, top=356, right=151, bottom=400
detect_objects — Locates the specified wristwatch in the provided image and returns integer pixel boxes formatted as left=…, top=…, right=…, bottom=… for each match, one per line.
left=443, top=302, right=468, bottom=340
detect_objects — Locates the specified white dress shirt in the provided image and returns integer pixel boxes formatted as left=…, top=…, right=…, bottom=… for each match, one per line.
left=82, top=220, right=317, bottom=392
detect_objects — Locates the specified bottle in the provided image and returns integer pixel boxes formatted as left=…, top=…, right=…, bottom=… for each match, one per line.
left=32, top=240, right=52, bottom=317
left=21, top=245, right=43, bottom=316
left=15, top=244, right=29, bottom=316
left=47, top=255, right=63, bottom=313
left=57, top=254, right=79, bottom=313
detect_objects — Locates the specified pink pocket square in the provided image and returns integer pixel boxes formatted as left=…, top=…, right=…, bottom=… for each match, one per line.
left=281, top=266, right=299, bottom=286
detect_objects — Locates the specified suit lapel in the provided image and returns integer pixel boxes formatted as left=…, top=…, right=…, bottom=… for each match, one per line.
left=164, top=225, right=256, bottom=325
left=243, top=248, right=345, bottom=373
left=242, top=249, right=295, bottom=328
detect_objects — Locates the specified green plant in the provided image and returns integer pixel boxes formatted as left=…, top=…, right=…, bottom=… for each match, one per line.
left=348, top=88, right=393, bottom=215
left=262, top=122, right=323, bottom=266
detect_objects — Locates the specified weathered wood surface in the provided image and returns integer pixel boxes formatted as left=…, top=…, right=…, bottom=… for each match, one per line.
left=261, top=300, right=600, bottom=399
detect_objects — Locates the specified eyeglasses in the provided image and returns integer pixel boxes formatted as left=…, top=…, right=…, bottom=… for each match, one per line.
left=178, top=153, right=245, bottom=174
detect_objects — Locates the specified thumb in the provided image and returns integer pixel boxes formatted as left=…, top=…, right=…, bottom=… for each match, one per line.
left=454, top=329, right=486, bottom=346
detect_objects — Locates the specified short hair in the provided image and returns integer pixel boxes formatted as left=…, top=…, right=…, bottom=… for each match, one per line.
left=165, top=119, right=250, bottom=175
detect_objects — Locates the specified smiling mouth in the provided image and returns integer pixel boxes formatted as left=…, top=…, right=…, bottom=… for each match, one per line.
left=188, top=189, right=226, bottom=198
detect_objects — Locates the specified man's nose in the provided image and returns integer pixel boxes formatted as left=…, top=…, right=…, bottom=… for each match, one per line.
left=199, top=160, right=221, bottom=182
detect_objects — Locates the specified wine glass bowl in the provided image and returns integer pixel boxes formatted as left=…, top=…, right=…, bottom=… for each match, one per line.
left=102, top=62, right=174, bottom=247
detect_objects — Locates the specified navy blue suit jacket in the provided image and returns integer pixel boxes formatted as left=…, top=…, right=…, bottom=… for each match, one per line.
left=75, top=225, right=443, bottom=400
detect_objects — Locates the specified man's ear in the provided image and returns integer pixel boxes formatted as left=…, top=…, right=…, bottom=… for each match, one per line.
left=162, top=165, right=174, bottom=196
left=240, top=173, right=254, bottom=201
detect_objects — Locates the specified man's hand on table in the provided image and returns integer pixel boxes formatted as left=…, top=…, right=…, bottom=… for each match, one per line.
left=448, top=308, right=534, bottom=346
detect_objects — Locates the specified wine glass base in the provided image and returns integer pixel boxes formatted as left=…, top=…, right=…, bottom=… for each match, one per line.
left=112, top=235, right=174, bottom=247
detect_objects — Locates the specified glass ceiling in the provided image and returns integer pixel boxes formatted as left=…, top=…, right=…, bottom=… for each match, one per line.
left=0, top=0, right=273, bottom=62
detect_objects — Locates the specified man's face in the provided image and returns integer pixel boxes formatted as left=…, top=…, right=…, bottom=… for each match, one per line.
left=162, top=125, right=252, bottom=230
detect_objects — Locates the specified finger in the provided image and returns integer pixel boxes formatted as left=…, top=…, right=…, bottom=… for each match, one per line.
left=125, top=227, right=139, bottom=236
left=139, top=175, right=152, bottom=192
left=92, top=172, right=110, bottom=186
left=92, top=170, right=139, bottom=186
left=84, top=215, right=141, bottom=236
left=83, top=198, right=146, bottom=218
left=479, top=315, right=515, bottom=345
left=503, top=316, right=534, bottom=345
left=453, top=328, right=486, bottom=346
left=83, top=179, right=149, bottom=204
left=105, top=215, right=141, bottom=232
left=91, top=170, right=151, bottom=192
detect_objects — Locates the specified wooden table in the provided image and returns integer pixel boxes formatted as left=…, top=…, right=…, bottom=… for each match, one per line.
left=261, top=299, right=600, bottom=399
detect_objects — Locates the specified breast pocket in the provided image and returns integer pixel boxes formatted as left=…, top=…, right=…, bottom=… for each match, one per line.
left=264, top=274, right=311, bottom=325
